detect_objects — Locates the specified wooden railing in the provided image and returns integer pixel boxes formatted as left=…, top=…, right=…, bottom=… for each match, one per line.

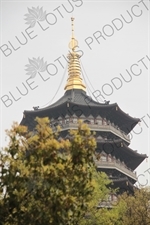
left=56, top=123, right=130, bottom=143
left=95, top=160, right=137, bottom=180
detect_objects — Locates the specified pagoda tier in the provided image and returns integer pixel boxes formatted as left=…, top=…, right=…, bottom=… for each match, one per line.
left=21, top=89, right=140, bottom=135
left=96, top=140, right=147, bottom=171
left=56, top=131, right=146, bottom=172
left=97, top=177, right=136, bottom=209
left=110, top=177, right=137, bottom=194
left=59, top=131, right=146, bottom=185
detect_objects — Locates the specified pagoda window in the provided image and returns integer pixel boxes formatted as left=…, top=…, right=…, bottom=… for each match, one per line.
left=103, top=118, right=107, bottom=125
left=71, top=114, right=76, bottom=123
left=112, top=156, right=116, bottom=162
left=97, top=119, right=102, bottom=125
left=88, top=115, right=94, bottom=124
left=73, top=118, right=77, bottom=123
left=62, top=118, right=65, bottom=125
left=58, top=120, right=63, bottom=125
left=66, top=118, right=70, bottom=124
left=57, top=117, right=62, bottom=125
left=58, top=120, right=61, bottom=126
left=95, top=116, right=102, bottom=125
left=108, top=154, right=112, bottom=162
left=69, top=117, right=73, bottom=123
left=107, top=120, right=110, bottom=125
left=101, top=154, right=107, bottom=162
left=95, top=118, right=98, bottom=124
left=90, top=119, right=94, bottom=124
left=64, top=115, right=70, bottom=124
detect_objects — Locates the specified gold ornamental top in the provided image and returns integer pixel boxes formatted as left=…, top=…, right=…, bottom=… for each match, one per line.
left=64, top=17, right=86, bottom=91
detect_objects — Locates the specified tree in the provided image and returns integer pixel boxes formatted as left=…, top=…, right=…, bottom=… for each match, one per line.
left=119, top=188, right=150, bottom=225
left=0, top=117, right=97, bottom=225
left=78, top=169, right=126, bottom=225
left=3, top=117, right=146, bottom=225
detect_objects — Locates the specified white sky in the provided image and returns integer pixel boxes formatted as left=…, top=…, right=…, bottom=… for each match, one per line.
left=0, top=0, right=150, bottom=186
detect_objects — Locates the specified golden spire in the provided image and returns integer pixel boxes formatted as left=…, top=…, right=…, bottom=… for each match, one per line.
left=64, top=17, right=86, bottom=92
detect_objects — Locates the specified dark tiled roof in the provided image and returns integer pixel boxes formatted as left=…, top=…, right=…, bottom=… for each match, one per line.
left=96, top=140, right=147, bottom=170
left=20, top=89, right=140, bottom=134
left=37, top=89, right=106, bottom=109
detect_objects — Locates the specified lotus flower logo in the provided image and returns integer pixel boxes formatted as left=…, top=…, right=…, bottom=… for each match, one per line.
left=24, top=7, right=46, bottom=28
left=25, top=57, right=47, bottom=78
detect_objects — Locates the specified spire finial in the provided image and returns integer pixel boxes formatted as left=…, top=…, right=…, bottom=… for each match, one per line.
left=69, top=17, right=78, bottom=51
left=64, top=18, right=86, bottom=92
left=71, top=17, right=74, bottom=38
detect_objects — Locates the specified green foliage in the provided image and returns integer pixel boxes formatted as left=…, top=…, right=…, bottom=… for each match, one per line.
left=79, top=169, right=126, bottom=225
left=119, top=188, right=150, bottom=225
left=0, top=118, right=96, bottom=225
left=1, top=117, right=149, bottom=225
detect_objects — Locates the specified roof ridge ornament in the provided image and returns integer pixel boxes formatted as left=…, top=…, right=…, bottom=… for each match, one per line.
left=64, top=17, right=86, bottom=92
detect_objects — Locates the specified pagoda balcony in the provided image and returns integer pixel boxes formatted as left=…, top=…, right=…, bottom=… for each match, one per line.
left=95, top=159, right=137, bottom=181
left=56, top=122, right=130, bottom=143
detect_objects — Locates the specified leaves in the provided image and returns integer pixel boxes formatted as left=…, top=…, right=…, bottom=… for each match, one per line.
left=25, top=57, right=47, bottom=78
left=0, top=118, right=97, bottom=225
left=119, top=189, right=150, bottom=225
left=24, top=6, right=47, bottom=28
left=3, top=118, right=147, bottom=225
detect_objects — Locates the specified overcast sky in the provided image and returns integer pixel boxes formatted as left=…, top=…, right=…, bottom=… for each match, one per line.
left=0, top=0, right=150, bottom=186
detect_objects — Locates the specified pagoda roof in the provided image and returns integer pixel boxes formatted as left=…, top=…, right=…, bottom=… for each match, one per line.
left=111, top=177, right=136, bottom=194
left=97, top=139, right=147, bottom=170
left=21, top=89, right=140, bottom=134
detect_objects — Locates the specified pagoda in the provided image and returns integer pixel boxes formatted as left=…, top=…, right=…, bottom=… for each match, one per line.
left=20, top=18, right=147, bottom=196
